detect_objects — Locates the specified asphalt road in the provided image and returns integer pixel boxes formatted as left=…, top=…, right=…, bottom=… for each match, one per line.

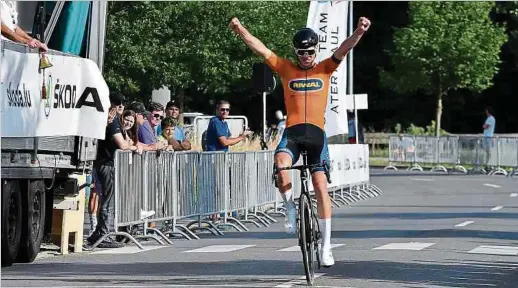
left=2, top=170, right=517, bottom=288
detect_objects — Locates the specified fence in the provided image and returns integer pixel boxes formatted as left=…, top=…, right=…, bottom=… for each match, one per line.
left=96, top=144, right=381, bottom=248
left=385, top=135, right=518, bottom=176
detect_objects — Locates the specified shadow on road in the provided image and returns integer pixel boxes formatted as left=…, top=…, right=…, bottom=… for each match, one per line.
left=2, top=258, right=516, bottom=288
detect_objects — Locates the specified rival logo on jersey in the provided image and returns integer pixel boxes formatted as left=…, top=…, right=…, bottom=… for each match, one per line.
left=288, top=78, right=324, bottom=92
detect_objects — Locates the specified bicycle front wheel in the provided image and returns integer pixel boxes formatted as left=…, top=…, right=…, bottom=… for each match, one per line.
left=299, top=193, right=315, bottom=285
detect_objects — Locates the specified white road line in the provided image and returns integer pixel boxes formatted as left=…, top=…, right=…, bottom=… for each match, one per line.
left=410, top=178, right=434, bottom=182
left=183, top=245, right=255, bottom=253
left=483, top=183, right=501, bottom=188
left=511, top=193, right=518, bottom=197
left=372, top=242, right=435, bottom=251
left=455, top=221, right=474, bottom=227
left=491, top=206, right=503, bottom=211
left=468, top=245, right=518, bottom=256
left=274, top=273, right=326, bottom=288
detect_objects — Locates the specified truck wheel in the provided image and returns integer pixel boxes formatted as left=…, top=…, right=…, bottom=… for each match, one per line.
left=1, top=180, right=23, bottom=267
left=17, top=180, right=46, bottom=263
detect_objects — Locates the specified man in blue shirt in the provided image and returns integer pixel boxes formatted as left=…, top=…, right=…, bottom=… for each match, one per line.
left=205, top=100, right=251, bottom=152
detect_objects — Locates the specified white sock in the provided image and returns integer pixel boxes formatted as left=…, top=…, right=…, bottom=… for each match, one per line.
left=319, top=218, right=332, bottom=249
left=281, top=189, right=293, bottom=204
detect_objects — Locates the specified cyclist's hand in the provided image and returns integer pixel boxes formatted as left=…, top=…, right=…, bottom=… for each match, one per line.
left=357, top=17, right=371, bottom=33
left=229, top=17, right=242, bottom=34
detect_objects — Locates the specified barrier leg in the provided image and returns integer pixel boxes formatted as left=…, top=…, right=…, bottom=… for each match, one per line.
left=246, top=214, right=269, bottom=227
left=163, top=229, right=192, bottom=240
left=186, top=220, right=224, bottom=236
left=384, top=163, right=398, bottom=171
left=329, top=196, right=342, bottom=208
left=85, top=232, right=145, bottom=251
left=453, top=165, right=468, bottom=174
left=134, top=234, right=165, bottom=245
left=174, top=224, right=201, bottom=240
left=145, top=228, right=174, bottom=245
left=255, top=211, right=277, bottom=223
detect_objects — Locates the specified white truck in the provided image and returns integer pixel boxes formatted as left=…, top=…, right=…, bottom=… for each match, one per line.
left=1, top=1, right=109, bottom=266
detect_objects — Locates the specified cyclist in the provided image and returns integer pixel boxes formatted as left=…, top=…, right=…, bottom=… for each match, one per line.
left=229, top=16, right=371, bottom=267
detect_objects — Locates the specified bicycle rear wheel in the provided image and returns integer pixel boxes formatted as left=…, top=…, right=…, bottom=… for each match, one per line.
left=299, top=193, right=315, bottom=285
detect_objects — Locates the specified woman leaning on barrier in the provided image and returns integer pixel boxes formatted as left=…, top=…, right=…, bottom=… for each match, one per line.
left=86, top=109, right=142, bottom=249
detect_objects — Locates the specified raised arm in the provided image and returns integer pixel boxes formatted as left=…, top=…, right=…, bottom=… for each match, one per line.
left=229, top=17, right=272, bottom=59
left=333, top=17, right=371, bottom=61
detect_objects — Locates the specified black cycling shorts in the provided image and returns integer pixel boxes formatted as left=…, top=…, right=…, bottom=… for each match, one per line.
left=275, top=123, right=330, bottom=173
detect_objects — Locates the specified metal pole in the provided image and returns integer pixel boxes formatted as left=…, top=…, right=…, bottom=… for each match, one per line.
left=262, top=91, right=267, bottom=145
left=349, top=1, right=358, bottom=144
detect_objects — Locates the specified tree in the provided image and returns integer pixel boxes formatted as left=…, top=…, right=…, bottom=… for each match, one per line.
left=103, top=1, right=308, bottom=105
left=380, top=2, right=507, bottom=136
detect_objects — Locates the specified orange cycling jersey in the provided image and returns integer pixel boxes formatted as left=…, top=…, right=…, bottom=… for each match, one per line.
left=265, top=52, right=341, bottom=130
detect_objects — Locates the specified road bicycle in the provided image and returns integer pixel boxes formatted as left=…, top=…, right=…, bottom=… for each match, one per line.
left=274, top=150, right=331, bottom=286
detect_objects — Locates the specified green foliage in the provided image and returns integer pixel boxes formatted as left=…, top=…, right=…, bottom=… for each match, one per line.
left=396, top=121, right=448, bottom=136
left=103, top=1, right=308, bottom=99
left=380, top=2, right=507, bottom=96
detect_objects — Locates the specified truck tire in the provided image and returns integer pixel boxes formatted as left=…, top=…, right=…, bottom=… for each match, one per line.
left=1, top=180, right=23, bottom=267
left=17, top=180, right=46, bottom=263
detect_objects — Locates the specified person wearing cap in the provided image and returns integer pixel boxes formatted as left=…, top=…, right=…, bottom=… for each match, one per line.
left=109, top=91, right=125, bottom=116
left=157, top=100, right=192, bottom=151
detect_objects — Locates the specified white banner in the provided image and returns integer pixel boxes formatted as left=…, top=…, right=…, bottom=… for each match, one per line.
left=307, top=0, right=349, bottom=137
left=289, top=144, right=369, bottom=197
left=1, top=47, right=110, bottom=139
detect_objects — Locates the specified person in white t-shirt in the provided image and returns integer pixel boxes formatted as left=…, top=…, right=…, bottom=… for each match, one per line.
left=482, top=106, right=496, bottom=167
left=1, top=0, right=48, bottom=51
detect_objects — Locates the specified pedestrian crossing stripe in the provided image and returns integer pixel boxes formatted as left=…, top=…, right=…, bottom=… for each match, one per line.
left=183, top=245, right=256, bottom=253
left=468, top=245, right=518, bottom=256
left=372, top=242, right=435, bottom=251
left=91, top=245, right=164, bottom=254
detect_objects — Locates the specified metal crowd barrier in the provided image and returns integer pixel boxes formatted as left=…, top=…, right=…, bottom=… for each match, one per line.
left=385, top=135, right=518, bottom=176
left=103, top=144, right=380, bottom=249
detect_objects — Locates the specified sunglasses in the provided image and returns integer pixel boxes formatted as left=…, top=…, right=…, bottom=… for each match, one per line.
left=153, top=114, right=164, bottom=120
left=295, top=49, right=316, bottom=56
left=220, top=108, right=230, bottom=112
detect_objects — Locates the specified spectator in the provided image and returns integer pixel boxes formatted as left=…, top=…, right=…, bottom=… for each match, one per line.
left=1, top=1, right=48, bottom=51
left=157, top=117, right=176, bottom=150
left=205, top=100, right=251, bottom=152
left=482, top=106, right=496, bottom=167
left=88, top=93, right=126, bottom=237
left=87, top=108, right=142, bottom=248
left=126, top=101, right=165, bottom=151
left=158, top=100, right=186, bottom=141
left=109, top=91, right=125, bottom=116
left=147, top=101, right=165, bottom=136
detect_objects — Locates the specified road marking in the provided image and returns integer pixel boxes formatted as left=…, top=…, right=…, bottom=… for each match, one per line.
left=483, top=183, right=501, bottom=188
left=91, top=245, right=164, bottom=255
left=373, top=242, right=435, bottom=251
left=468, top=245, right=518, bottom=256
left=410, top=178, right=434, bottom=182
left=277, top=243, right=345, bottom=252
left=183, top=244, right=255, bottom=253
left=491, top=206, right=503, bottom=211
left=274, top=273, right=326, bottom=288
left=511, top=193, right=518, bottom=197
left=455, top=221, right=474, bottom=227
